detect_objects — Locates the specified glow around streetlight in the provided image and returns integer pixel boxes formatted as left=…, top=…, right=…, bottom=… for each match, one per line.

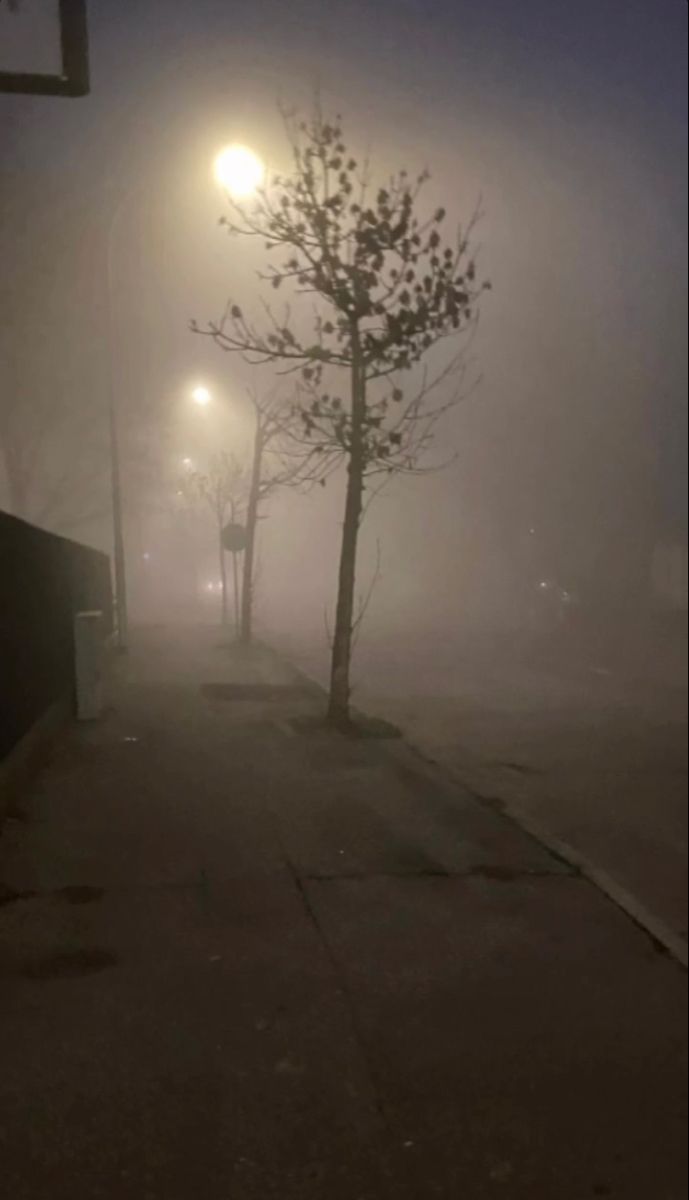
left=192, top=385, right=211, bottom=407
left=213, top=144, right=264, bottom=198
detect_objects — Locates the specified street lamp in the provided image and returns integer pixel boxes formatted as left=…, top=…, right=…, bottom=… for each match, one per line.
left=192, top=385, right=211, bottom=407
left=213, top=144, right=264, bottom=198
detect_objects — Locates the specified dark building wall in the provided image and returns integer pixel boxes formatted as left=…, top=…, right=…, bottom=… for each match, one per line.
left=0, top=512, right=112, bottom=760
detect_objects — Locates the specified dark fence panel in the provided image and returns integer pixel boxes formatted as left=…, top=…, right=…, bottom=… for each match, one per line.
left=0, top=512, right=112, bottom=759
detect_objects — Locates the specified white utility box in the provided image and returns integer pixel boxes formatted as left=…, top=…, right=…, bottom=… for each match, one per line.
left=74, top=610, right=104, bottom=720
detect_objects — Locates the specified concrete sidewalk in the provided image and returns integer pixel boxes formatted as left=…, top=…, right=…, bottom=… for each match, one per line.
left=0, top=624, right=686, bottom=1199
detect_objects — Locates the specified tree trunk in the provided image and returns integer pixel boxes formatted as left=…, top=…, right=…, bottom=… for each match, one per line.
left=219, top=533, right=228, bottom=625
left=240, top=423, right=263, bottom=644
left=327, top=326, right=365, bottom=728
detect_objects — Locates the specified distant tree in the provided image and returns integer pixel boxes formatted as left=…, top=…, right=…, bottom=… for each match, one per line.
left=239, top=383, right=322, bottom=644
left=180, top=452, right=249, bottom=631
left=192, top=103, right=487, bottom=726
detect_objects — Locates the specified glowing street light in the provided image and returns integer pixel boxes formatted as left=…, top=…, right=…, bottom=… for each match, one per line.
left=213, top=144, right=264, bottom=198
left=182, top=456, right=194, bottom=469
left=192, top=385, right=211, bottom=407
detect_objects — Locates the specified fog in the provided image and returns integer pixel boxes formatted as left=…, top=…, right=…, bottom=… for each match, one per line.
left=3, top=9, right=688, bottom=1182
left=2, top=0, right=687, bottom=674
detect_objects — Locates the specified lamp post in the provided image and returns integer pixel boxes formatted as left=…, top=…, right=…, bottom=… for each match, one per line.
left=105, top=195, right=133, bottom=651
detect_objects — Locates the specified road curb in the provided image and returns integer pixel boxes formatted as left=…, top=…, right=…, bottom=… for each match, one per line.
left=438, top=758, right=689, bottom=969
left=268, top=641, right=688, bottom=970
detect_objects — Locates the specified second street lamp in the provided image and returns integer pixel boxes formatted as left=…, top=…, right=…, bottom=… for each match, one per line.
left=192, top=385, right=211, bottom=406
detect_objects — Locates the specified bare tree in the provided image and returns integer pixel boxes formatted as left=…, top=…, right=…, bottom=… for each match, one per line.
left=239, top=383, right=323, bottom=644
left=192, top=103, right=487, bottom=726
left=180, top=453, right=249, bottom=631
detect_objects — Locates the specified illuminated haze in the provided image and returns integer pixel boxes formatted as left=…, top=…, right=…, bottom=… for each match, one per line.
left=1, top=0, right=686, bottom=649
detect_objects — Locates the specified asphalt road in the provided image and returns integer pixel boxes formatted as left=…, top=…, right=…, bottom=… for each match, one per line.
left=272, top=625, right=688, bottom=949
